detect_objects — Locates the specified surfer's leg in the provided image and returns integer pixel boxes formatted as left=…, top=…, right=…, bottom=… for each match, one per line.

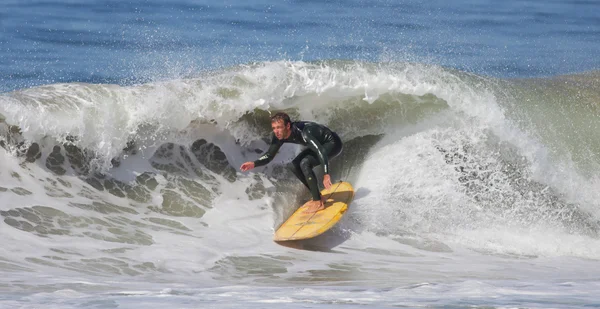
left=293, top=137, right=343, bottom=198
left=291, top=149, right=321, bottom=201
left=299, top=153, right=328, bottom=214
left=298, top=154, right=321, bottom=201
left=291, top=149, right=313, bottom=189
left=302, top=136, right=343, bottom=213
left=292, top=150, right=326, bottom=213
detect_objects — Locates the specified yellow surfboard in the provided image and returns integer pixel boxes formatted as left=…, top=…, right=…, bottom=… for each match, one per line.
left=274, top=181, right=354, bottom=241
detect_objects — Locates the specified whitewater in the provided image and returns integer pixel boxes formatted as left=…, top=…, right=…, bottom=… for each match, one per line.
left=2, top=60, right=600, bottom=308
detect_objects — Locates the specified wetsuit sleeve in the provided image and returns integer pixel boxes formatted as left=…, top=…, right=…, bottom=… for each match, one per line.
left=253, top=134, right=282, bottom=167
left=302, top=126, right=330, bottom=174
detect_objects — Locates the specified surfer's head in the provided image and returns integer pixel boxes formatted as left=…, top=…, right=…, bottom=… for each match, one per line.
left=271, top=112, right=291, bottom=140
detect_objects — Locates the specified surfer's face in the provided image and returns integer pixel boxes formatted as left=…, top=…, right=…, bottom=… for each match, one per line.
left=272, top=120, right=290, bottom=140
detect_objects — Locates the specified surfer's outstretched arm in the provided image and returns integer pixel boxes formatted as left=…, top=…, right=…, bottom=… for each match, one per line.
left=240, top=134, right=282, bottom=171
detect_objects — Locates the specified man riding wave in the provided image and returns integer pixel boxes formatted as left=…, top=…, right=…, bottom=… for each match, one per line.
left=240, top=112, right=343, bottom=213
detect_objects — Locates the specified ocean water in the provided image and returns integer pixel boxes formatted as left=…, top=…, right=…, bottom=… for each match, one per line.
left=1, top=0, right=600, bottom=308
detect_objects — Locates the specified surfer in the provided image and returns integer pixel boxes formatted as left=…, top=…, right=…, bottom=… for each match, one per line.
left=240, top=112, right=343, bottom=213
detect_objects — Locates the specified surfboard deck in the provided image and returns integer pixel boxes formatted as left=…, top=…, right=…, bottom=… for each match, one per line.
left=274, top=181, right=354, bottom=242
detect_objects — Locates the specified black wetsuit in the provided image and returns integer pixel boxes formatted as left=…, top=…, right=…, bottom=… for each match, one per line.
left=254, top=121, right=343, bottom=201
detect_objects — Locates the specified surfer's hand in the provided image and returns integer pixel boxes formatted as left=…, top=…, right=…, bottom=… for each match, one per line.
left=240, top=162, right=255, bottom=172
left=323, top=174, right=332, bottom=189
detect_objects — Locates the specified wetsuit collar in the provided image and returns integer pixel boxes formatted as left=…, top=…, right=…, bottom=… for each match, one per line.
left=283, top=123, right=293, bottom=139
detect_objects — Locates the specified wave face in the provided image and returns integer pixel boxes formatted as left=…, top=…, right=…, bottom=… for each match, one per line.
left=1, top=61, right=600, bottom=287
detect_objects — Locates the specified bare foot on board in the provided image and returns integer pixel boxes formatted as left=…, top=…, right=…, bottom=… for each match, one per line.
left=303, top=197, right=327, bottom=214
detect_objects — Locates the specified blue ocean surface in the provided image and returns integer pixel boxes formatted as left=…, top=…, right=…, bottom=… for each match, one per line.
left=2, top=0, right=599, bottom=91
left=1, top=1, right=600, bottom=308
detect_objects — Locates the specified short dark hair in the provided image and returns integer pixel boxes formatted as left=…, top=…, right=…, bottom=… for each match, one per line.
left=270, top=112, right=291, bottom=125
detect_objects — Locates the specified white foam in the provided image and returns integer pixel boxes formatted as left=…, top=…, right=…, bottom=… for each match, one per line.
left=1, top=61, right=499, bottom=171
left=3, top=61, right=600, bottom=306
